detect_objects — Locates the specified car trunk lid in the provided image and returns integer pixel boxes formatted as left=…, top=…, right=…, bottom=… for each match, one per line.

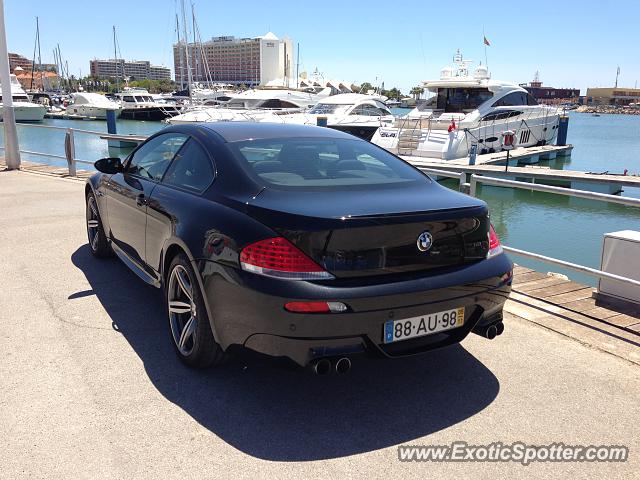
left=245, top=183, right=491, bottom=278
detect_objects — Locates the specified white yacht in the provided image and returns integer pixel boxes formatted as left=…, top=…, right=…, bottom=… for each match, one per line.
left=114, top=88, right=181, bottom=121
left=166, top=87, right=331, bottom=124
left=372, top=51, right=561, bottom=160
left=66, top=92, right=122, bottom=119
left=189, top=84, right=236, bottom=105
left=261, top=93, right=395, bottom=140
left=0, top=74, right=46, bottom=122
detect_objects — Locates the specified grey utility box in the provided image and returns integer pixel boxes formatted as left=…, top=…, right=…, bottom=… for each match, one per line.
left=597, top=230, right=640, bottom=306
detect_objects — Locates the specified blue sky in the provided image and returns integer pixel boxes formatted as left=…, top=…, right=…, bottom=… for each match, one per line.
left=5, top=0, right=640, bottom=94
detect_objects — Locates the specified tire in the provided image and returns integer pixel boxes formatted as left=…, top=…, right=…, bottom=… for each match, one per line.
left=86, top=192, right=112, bottom=258
left=165, top=253, right=226, bottom=368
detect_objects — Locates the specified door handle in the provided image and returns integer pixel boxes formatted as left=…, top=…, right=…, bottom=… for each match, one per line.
left=136, top=194, right=147, bottom=207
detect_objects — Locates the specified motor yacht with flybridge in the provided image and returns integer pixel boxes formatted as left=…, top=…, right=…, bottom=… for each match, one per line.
left=114, top=88, right=181, bottom=121
left=371, top=51, right=561, bottom=160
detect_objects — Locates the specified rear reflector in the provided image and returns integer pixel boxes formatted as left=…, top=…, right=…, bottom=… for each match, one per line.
left=488, top=224, right=503, bottom=258
left=284, top=301, right=348, bottom=313
left=240, top=236, right=334, bottom=280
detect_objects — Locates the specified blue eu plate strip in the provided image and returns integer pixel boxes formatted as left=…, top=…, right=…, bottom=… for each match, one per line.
left=384, top=320, right=394, bottom=343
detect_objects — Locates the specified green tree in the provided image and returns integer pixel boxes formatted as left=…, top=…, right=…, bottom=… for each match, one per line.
left=381, top=87, right=403, bottom=100
left=357, top=82, right=374, bottom=94
left=129, top=79, right=177, bottom=93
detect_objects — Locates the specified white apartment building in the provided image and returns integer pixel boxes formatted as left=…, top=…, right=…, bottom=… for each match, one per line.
left=89, top=59, right=171, bottom=81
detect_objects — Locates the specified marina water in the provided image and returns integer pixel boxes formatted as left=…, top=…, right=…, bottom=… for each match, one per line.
left=3, top=111, right=639, bottom=286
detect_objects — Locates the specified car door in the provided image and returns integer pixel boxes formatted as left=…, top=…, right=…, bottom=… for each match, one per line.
left=144, top=138, right=216, bottom=277
left=104, top=132, right=188, bottom=270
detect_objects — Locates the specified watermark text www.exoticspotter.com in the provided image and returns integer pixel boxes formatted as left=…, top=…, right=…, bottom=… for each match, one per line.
left=398, top=442, right=628, bottom=466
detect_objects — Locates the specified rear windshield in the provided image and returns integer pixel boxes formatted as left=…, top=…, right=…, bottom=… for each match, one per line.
left=228, top=137, right=428, bottom=188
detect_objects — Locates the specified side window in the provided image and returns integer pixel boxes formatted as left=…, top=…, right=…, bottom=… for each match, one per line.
left=482, top=110, right=523, bottom=121
left=361, top=105, right=378, bottom=116
left=279, top=101, right=300, bottom=109
left=526, top=93, right=538, bottom=105
left=493, top=91, right=527, bottom=107
left=126, top=133, right=188, bottom=181
left=162, top=139, right=215, bottom=193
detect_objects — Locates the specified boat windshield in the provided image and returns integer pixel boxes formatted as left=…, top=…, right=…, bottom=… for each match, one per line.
left=419, top=88, right=493, bottom=113
left=256, top=99, right=302, bottom=109
left=134, top=95, right=154, bottom=102
left=227, top=98, right=263, bottom=109
left=309, top=103, right=348, bottom=114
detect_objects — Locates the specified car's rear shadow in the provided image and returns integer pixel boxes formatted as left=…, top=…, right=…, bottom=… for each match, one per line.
left=71, top=244, right=500, bottom=461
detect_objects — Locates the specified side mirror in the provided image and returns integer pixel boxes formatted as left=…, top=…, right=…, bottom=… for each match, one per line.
left=94, top=157, right=123, bottom=174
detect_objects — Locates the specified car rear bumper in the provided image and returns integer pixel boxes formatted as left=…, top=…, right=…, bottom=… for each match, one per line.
left=198, top=254, right=513, bottom=367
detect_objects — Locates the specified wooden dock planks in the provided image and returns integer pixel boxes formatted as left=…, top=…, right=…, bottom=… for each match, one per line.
left=1, top=158, right=91, bottom=180
left=506, top=265, right=640, bottom=364
left=403, top=158, right=640, bottom=189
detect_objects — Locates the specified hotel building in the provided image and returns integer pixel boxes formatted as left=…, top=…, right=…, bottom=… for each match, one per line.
left=173, top=32, right=293, bottom=87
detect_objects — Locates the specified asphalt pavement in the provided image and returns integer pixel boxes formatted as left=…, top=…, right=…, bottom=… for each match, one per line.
left=1, top=170, right=638, bottom=479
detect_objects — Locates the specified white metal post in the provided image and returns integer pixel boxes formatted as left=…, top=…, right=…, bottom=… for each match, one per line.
left=65, top=128, right=76, bottom=176
left=0, top=0, right=20, bottom=169
left=469, top=174, right=478, bottom=197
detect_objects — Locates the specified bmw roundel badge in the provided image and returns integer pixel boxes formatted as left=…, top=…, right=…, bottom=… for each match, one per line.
left=417, top=231, right=433, bottom=252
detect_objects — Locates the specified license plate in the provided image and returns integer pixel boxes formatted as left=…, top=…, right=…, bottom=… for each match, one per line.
left=383, top=307, right=465, bottom=344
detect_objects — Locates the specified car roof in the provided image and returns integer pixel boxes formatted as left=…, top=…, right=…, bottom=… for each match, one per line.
left=196, top=121, right=358, bottom=143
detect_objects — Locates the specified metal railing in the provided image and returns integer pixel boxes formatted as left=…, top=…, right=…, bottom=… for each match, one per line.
left=420, top=167, right=467, bottom=190
left=2, top=123, right=146, bottom=177
left=468, top=174, right=640, bottom=288
left=469, top=174, right=640, bottom=207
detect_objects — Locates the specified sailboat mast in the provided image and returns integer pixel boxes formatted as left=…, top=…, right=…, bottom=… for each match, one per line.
left=56, top=44, right=67, bottom=92
left=54, top=44, right=61, bottom=91
left=36, top=17, right=43, bottom=91
left=180, top=0, right=192, bottom=100
left=113, top=26, right=119, bottom=92
left=192, top=4, right=198, bottom=83
left=192, top=8, right=213, bottom=89
left=175, top=15, right=184, bottom=89
left=296, top=43, right=299, bottom=89
left=30, top=17, right=38, bottom=90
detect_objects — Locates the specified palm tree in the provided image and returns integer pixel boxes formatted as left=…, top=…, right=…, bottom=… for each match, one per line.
left=410, top=86, right=424, bottom=100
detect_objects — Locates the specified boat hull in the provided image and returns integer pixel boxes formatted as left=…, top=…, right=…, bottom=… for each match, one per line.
left=65, top=105, right=122, bottom=120
left=328, top=124, right=380, bottom=141
left=0, top=103, right=46, bottom=122
left=372, top=112, right=560, bottom=160
left=120, top=106, right=180, bottom=121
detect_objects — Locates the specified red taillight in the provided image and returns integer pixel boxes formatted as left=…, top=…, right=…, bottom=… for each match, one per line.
left=488, top=224, right=503, bottom=258
left=240, top=237, right=334, bottom=280
left=284, top=301, right=347, bottom=313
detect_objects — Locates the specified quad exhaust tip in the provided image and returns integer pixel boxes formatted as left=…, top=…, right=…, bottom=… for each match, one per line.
left=312, top=358, right=332, bottom=375
left=310, top=357, right=352, bottom=375
left=335, top=357, right=351, bottom=374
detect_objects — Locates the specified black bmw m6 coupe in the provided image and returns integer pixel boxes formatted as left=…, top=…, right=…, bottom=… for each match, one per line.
left=86, top=122, right=512, bottom=373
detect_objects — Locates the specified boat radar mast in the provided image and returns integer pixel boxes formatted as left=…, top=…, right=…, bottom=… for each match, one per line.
left=440, top=50, right=489, bottom=80
left=452, top=50, right=473, bottom=77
